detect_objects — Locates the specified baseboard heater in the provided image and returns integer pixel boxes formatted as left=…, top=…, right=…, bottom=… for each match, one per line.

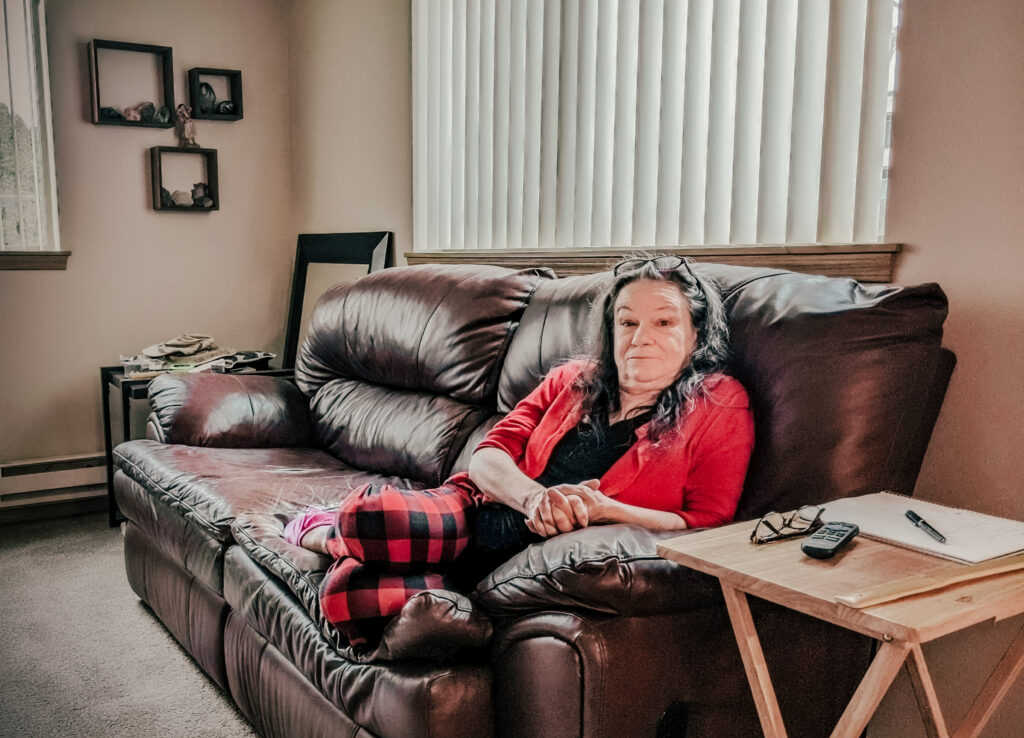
left=0, top=453, right=106, bottom=511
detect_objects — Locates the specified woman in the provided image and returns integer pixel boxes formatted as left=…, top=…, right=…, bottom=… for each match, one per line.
left=287, top=254, right=754, bottom=643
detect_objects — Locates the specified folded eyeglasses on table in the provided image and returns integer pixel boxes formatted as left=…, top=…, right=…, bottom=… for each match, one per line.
left=750, top=505, right=825, bottom=544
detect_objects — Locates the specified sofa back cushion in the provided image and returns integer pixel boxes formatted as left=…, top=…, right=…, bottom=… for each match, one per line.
left=310, top=380, right=494, bottom=485
left=296, top=264, right=551, bottom=484
left=297, top=264, right=550, bottom=403
left=496, top=271, right=607, bottom=412
left=495, top=263, right=952, bottom=519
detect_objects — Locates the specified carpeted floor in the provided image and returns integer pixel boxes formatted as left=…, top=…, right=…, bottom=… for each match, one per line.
left=0, top=513, right=256, bottom=738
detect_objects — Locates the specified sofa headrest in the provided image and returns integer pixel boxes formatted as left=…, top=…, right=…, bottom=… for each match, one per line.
left=295, top=264, right=553, bottom=405
left=497, top=271, right=607, bottom=412
left=709, top=264, right=950, bottom=517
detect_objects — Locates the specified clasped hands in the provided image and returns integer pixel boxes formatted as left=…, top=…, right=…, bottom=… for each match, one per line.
left=524, top=479, right=618, bottom=538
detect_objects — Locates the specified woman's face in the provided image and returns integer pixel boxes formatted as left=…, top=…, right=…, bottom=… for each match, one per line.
left=612, top=279, right=698, bottom=392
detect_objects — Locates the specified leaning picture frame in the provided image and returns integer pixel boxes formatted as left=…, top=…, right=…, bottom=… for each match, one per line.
left=282, top=231, right=394, bottom=368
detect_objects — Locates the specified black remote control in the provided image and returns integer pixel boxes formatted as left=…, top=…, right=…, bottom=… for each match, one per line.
left=801, top=522, right=859, bottom=559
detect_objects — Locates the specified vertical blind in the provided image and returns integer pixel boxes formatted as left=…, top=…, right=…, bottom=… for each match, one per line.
left=1, top=0, right=59, bottom=251
left=413, top=0, right=899, bottom=251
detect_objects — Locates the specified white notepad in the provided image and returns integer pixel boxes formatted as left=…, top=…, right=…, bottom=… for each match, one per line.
left=821, top=492, right=1024, bottom=565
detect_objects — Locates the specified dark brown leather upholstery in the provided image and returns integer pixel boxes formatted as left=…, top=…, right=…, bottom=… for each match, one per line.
left=294, top=264, right=551, bottom=488
left=475, top=524, right=722, bottom=617
left=491, top=602, right=868, bottom=738
left=148, top=373, right=315, bottom=447
left=708, top=265, right=952, bottom=518
left=295, top=264, right=551, bottom=404
left=224, top=612, right=375, bottom=738
left=496, top=271, right=607, bottom=412
left=123, top=520, right=231, bottom=690
left=114, top=444, right=424, bottom=583
left=310, top=379, right=494, bottom=486
left=112, top=262, right=954, bottom=738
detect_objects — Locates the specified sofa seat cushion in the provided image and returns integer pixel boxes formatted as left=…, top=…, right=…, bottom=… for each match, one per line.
left=114, top=439, right=425, bottom=592
left=222, top=543, right=495, bottom=738
left=230, top=512, right=493, bottom=661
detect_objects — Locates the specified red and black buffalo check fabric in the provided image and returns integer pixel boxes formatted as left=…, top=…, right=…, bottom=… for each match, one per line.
left=316, top=481, right=479, bottom=646
left=318, top=556, right=454, bottom=646
left=334, top=482, right=476, bottom=573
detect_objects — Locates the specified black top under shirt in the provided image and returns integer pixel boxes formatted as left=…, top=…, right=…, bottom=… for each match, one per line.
left=533, top=410, right=654, bottom=489
left=465, top=409, right=655, bottom=581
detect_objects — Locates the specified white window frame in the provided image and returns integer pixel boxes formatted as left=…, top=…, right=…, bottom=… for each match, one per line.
left=1, top=0, right=61, bottom=254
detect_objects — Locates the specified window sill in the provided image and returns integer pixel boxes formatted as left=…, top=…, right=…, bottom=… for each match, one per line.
left=405, top=244, right=902, bottom=283
left=0, top=251, right=70, bottom=270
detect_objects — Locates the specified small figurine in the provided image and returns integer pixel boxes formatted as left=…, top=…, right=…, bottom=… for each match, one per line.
left=176, top=103, right=199, bottom=147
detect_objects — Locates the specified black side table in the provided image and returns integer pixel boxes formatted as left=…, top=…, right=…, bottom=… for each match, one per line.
left=100, top=366, right=294, bottom=527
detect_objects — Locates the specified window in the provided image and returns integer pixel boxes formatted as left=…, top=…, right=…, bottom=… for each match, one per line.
left=1, top=0, right=60, bottom=255
left=413, top=0, right=901, bottom=251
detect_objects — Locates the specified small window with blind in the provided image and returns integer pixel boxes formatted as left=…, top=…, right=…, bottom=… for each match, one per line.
left=412, top=0, right=901, bottom=252
left=1, top=0, right=62, bottom=266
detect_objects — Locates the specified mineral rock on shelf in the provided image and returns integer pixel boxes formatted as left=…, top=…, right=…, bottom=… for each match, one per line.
left=198, top=82, right=217, bottom=114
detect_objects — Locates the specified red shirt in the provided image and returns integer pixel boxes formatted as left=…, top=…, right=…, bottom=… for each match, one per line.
left=475, top=361, right=754, bottom=529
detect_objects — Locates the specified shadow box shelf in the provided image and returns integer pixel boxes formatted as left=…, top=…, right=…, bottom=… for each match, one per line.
left=188, top=67, right=243, bottom=121
left=150, top=146, right=219, bottom=212
left=88, top=39, right=174, bottom=128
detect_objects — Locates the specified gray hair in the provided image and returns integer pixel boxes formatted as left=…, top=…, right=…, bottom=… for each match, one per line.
left=574, top=253, right=731, bottom=443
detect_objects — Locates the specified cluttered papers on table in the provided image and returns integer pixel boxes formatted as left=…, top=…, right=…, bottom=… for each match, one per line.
left=821, top=492, right=1024, bottom=565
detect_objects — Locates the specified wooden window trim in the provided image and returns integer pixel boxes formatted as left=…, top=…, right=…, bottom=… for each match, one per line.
left=405, top=244, right=902, bottom=282
left=0, top=251, right=71, bottom=270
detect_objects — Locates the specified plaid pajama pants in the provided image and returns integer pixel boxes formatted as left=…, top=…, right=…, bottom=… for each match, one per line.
left=318, top=482, right=479, bottom=646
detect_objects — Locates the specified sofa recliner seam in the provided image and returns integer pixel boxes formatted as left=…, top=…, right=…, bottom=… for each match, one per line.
left=230, top=523, right=325, bottom=599
left=476, top=552, right=665, bottom=595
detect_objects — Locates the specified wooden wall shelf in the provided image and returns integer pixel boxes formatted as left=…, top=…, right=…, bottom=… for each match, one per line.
left=188, top=67, right=243, bottom=121
left=150, top=146, right=220, bottom=212
left=88, top=39, right=174, bottom=128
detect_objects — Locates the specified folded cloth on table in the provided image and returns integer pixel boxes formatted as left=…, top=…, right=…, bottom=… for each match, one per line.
left=203, top=350, right=276, bottom=372
left=143, top=333, right=215, bottom=358
left=167, top=347, right=236, bottom=368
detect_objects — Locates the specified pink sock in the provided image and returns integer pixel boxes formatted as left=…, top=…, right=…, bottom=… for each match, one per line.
left=283, top=508, right=336, bottom=547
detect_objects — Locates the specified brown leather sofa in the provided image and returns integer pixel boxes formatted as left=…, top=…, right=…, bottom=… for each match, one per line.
left=113, top=262, right=955, bottom=737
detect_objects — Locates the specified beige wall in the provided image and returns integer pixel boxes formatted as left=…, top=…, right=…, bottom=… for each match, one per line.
left=871, top=1, right=1024, bottom=736
left=893, top=0, right=1024, bottom=524
left=288, top=0, right=412, bottom=254
left=0, top=0, right=412, bottom=463
left=0, top=0, right=294, bottom=461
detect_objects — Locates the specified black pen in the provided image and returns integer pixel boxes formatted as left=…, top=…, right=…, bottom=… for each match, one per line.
left=905, top=509, right=946, bottom=544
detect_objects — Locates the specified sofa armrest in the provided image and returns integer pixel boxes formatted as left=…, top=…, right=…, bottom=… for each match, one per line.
left=490, top=603, right=871, bottom=738
left=147, top=372, right=315, bottom=448
left=473, top=524, right=722, bottom=617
